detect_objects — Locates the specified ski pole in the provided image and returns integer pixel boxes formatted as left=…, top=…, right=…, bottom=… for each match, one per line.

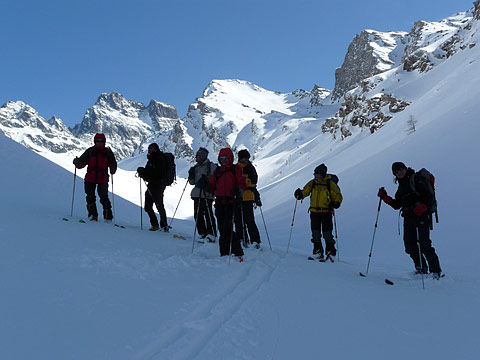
left=229, top=197, right=238, bottom=264
left=170, top=179, right=189, bottom=227
left=139, top=176, right=143, bottom=230
left=111, top=174, right=115, bottom=220
left=191, top=196, right=201, bottom=254
left=286, top=199, right=298, bottom=255
left=70, top=167, right=77, bottom=217
left=416, top=227, right=425, bottom=289
left=259, top=206, right=272, bottom=250
left=203, top=190, right=217, bottom=240
left=360, top=195, right=382, bottom=277
left=333, top=208, right=339, bottom=261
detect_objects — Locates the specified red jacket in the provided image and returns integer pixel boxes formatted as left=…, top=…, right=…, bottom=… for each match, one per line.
left=209, top=148, right=246, bottom=198
left=74, top=144, right=117, bottom=184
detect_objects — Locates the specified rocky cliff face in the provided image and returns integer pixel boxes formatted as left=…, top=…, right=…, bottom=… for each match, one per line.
left=331, top=30, right=407, bottom=101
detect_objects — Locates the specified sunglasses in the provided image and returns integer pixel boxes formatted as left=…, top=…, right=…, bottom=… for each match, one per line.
left=95, top=139, right=105, bottom=143
left=219, top=156, right=229, bottom=162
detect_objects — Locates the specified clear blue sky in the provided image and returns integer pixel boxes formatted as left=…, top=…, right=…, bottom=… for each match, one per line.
left=1, top=0, right=474, bottom=127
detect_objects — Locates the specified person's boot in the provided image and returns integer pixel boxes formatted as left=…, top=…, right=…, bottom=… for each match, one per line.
left=149, top=225, right=160, bottom=231
left=103, top=208, right=113, bottom=221
left=87, top=204, right=98, bottom=221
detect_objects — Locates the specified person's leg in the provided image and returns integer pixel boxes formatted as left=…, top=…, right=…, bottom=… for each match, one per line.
left=97, top=183, right=112, bottom=220
left=144, top=189, right=159, bottom=228
left=310, top=212, right=324, bottom=255
left=417, top=215, right=442, bottom=274
left=84, top=182, right=98, bottom=218
left=243, top=201, right=261, bottom=244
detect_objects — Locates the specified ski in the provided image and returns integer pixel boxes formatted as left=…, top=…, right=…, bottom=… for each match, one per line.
left=307, top=255, right=334, bottom=263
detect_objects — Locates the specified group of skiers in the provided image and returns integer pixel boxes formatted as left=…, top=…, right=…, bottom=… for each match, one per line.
left=73, top=133, right=442, bottom=277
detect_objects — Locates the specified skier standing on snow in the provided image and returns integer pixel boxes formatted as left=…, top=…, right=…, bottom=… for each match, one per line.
left=208, top=148, right=246, bottom=259
left=377, top=162, right=442, bottom=278
left=294, top=164, right=342, bottom=260
left=188, top=147, right=217, bottom=242
left=73, top=133, right=117, bottom=221
left=234, top=149, right=262, bottom=249
left=137, top=143, right=169, bottom=232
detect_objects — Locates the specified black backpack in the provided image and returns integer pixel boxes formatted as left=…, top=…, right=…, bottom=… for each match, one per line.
left=410, top=168, right=438, bottom=221
left=163, top=152, right=176, bottom=186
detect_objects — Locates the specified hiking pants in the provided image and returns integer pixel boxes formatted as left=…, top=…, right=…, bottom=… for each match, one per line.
left=234, top=201, right=261, bottom=244
left=85, top=181, right=111, bottom=216
left=193, top=197, right=216, bottom=237
left=403, top=215, right=441, bottom=273
left=310, top=212, right=335, bottom=254
left=145, top=185, right=167, bottom=228
left=215, top=201, right=244, bottom=257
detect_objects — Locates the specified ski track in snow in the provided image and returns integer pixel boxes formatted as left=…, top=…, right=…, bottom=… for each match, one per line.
left=133, top=250, right=280, bottom=360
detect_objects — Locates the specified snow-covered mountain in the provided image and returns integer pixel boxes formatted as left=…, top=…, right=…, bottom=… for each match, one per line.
left=0, top=2, right=478, bottom=177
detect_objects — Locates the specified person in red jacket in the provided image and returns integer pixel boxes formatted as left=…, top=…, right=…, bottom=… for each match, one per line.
left=209, top=148, right=246, bottom=259
left=73, top=133, right=117, bottom=221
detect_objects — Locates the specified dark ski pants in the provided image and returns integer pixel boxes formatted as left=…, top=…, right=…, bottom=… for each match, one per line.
left=85, top=181, right=111, bottom=217
left=145, top=185, right=167, bottom=228
left=403, top=215, right=441, bottom=273
left=193, top=197, right=216, bottom=237
left=215, top=201, right=244, bottom=257
left=310, top=212, right=335, bottom=255
left=234, top=201, right=261, bottom=244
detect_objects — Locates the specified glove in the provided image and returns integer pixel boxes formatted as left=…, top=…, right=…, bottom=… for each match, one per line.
left=331, top=201, right=340, bottom=209
left=196, top=174, right=209, bottom=189
left=377, top=188, right=387, bottom=198
left=377, top=187, right=393, bottom=205
left=294, top=188, right=303, bottom=200
left=413, top=203, right=427, bottom=216
left=252, top=188, right=262, bottom=207
left=137, top=167, right=145, bottom=178
left=110, top=167, right=116, bottom=175
left=188, top=167, right=195, bottom=178
left=73, top=157, right=81, bottom=167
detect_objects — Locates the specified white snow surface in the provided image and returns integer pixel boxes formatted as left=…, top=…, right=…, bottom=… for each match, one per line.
left=2, top=8, right=480, bottom=360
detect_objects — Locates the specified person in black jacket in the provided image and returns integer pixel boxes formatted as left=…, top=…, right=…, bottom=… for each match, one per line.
left=137, top=143, right=169, bottom=232
left=234, top=149, right=262, bottom=249
left=378, top=162, right=442, bottom=278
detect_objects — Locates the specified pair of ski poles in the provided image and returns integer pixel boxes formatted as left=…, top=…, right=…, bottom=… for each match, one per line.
left=286, top=199, right=340, bottom=258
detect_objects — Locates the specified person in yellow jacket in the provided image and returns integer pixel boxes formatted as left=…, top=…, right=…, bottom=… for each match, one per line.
left=234, top=149, right=262, bottom=249
left=294, top=163, right=342, bottom=259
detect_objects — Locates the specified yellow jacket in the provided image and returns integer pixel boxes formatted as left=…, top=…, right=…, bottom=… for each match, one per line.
left=301, top=175, right=343, bottom=213
left=237, top=161, right=257, bottom=202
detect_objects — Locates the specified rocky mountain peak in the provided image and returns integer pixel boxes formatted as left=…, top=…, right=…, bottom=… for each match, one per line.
left=331, top=30, right=407, bottom=101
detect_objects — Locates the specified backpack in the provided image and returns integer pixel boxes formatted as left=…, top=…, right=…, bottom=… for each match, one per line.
left=163, top=152, right=176, bottom=186
left=410, top=168, right=438, bottom=223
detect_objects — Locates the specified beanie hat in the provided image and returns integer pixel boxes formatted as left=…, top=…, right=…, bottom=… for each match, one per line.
left=148, top=143, right=160, bottom=152
left=392, top=161, right=406, bottom=175
left=196, top=147, right=209, bottom=161
left=314, top=163, right=327, bottom=177
left=94, top=133, right=106, bottom=143
left=238, top=149, right=251, bottom=160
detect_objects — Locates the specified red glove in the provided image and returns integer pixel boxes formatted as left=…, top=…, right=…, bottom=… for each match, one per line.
left=414, top=203, right=427, bottom=216
left=377, top=188, right=393, bottom=205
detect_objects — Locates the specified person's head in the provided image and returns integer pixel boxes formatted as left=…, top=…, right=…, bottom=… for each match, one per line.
left=392, top=161, right=407, bottom=179
left=148, top=143, right=160, bottom=155
left=94, top=133, right=106, bottom=149
left=196, top=147, right=209, bottom=163
left=237, top=149, right=250, bottom=164
left=218, top=147, right=234, bottom=166
left=314, top=163, right=327, bottom=179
